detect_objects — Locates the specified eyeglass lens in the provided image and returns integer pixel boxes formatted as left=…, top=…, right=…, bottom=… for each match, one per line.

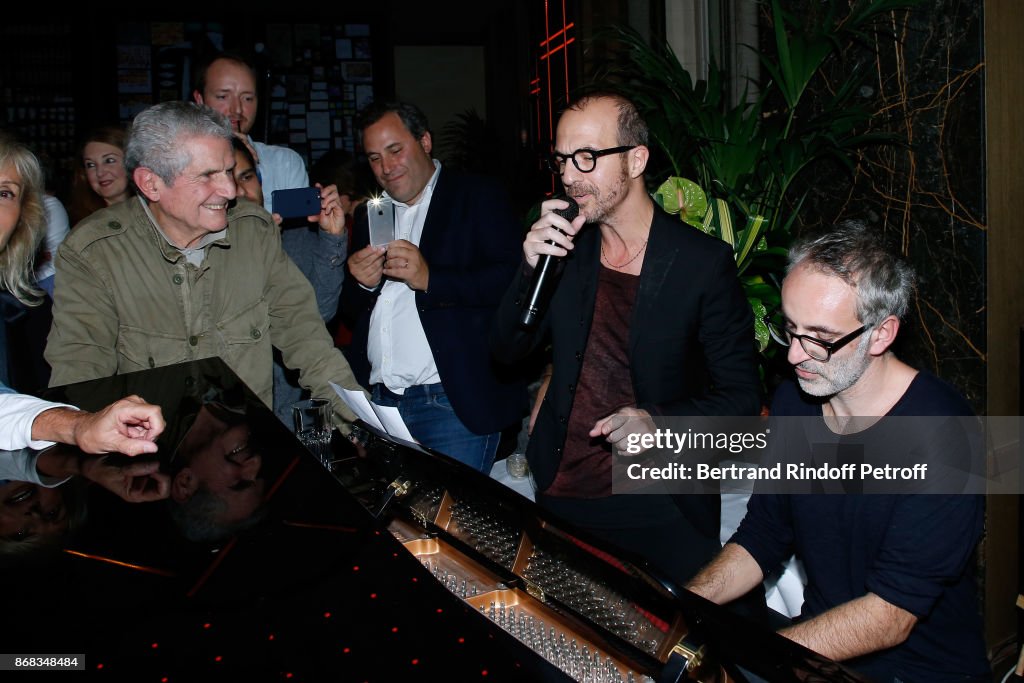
left=767, top=321, right=831, bottom=361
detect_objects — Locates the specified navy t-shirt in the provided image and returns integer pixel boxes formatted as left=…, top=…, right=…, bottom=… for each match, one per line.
left=731, top=372, right=990, bottom=683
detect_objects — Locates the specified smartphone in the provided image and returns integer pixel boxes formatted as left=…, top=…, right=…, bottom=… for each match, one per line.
left=367, top=196, right=395, bottom=247
left=272, top=187, right=321, bottom=219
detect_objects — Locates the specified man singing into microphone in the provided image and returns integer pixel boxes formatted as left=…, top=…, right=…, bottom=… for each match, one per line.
left=340, top=101, right=527, bottom=472
left=490, top=91, right=761, bottom=586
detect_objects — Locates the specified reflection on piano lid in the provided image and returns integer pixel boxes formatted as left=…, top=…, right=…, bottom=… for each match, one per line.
left=3, top=359, right=867, bottom=681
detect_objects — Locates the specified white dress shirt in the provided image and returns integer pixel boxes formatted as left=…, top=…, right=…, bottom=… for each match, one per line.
left=367, top=160, right=443, bottom=393
left=0, top=386, right=74, bottom=452
left=0, top=384, right=74, bottom=487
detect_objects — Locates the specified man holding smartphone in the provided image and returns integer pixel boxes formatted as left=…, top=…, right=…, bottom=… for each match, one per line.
left=340, top=101, right=527, bottom=473
left=194, top=53, right=349, bottom=429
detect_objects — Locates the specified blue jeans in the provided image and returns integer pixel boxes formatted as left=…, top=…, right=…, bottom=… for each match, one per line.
left=371, top=383, right=499, bottom=473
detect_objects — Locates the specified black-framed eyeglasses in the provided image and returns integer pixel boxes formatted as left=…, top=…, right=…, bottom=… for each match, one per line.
left=546, top=146, right=636, bottom=174
left=763, top=312, right=867, bottom=362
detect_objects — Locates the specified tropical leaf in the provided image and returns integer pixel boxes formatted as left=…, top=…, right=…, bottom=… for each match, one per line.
left=654, top=177, right=708, bottom=228
left=743, top=280, right=782, bottom=304
left=734, top=213, right=768, bottom=274
left=750, top=298, right=771, bottom=353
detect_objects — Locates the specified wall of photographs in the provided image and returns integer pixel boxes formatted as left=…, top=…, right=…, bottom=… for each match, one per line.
left=263, top=22, right=375, bottom=165
left=114, top=20, right=376, bottom=168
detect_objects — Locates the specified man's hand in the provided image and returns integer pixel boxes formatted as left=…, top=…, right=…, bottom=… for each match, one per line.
left=779, top=593, right=917, bottom=661
left=32, top=396, right=165, bottom=456
left=311, top=183, right=346, bottom=236
left=383, top=239, right=429, bottom=291
left=523, top=198, right=586, bottom=269
left=79, top=456, right=171, bottom=503
left=589, top=406, right=656, bottom=456
left=349, top=244, right=386, bottom=288
left=71, top=396, right=165, bottom=456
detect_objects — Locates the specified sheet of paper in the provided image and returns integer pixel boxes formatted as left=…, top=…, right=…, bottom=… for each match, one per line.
left=368, top=404, right=416, bottom=443
left=330, top=382, right=384, bottom=431
left=329, top=382, right=422, bottom=449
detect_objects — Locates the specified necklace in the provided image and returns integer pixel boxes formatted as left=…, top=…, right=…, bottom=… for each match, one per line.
left=601, top=239, right=648, bottom=268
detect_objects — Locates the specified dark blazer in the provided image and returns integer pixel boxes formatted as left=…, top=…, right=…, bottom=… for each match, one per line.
left=340, top=167, right=528, bottom=435
left=490, top=203, right=761, bottom=531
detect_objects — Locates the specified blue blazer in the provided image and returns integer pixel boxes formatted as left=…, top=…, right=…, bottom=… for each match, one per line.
left=340, top=168, right=528, bottom=435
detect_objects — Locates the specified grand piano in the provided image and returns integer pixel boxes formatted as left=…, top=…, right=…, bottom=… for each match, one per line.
left=2, top=358, right=866, bottom=682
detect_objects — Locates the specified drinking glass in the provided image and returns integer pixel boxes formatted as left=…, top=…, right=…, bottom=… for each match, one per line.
left=506, top=452, right=529, bottom=479
left=292, top=399, right=333, bottom=467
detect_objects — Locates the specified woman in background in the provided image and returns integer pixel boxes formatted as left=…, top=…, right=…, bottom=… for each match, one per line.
left=4, top=147, right=64, bottom=391
left=67, top=125, right=134, bottom=226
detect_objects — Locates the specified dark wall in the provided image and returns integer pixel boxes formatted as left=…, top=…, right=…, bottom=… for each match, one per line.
left=1, top=2, right=536, bottom=216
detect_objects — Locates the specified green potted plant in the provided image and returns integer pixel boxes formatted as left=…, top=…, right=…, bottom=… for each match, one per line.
left=592, top=0, right=919, bottom=380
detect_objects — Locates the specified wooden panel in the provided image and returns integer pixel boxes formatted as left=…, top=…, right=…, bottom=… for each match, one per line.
left=984, top=0, right=1024, bottom=654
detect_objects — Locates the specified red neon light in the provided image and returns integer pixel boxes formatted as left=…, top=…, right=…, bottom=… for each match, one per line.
left=539, top=37, right=576, bottom=62
left=539, top=22, right=575, bottom=47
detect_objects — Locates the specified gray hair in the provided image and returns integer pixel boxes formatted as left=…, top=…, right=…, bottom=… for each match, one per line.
left=125, top=101, right=233, bottom=185
left=787, top=220, right=916, bottom=326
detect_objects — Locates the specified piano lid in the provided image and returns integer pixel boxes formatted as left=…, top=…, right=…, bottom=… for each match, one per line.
left=2, top=358, right=867, bottom=682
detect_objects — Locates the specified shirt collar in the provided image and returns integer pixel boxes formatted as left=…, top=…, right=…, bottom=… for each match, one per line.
left=139, top=196, right=229, bottom=261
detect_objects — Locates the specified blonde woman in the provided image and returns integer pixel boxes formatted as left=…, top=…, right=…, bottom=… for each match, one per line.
left=0, top=132, right=165, bottom=458
left=0, top=132, right=45, bottom=311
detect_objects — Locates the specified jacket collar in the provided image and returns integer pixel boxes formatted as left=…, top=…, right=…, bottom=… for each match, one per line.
left=408, top=163, right=445, bottom=255
left=630, top=207, right=677, bottom=356
left=135, top=196, right=234, bottom=264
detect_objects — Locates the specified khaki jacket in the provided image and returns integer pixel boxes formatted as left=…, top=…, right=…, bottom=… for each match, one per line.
left=45, top=197, right=361, bottom=424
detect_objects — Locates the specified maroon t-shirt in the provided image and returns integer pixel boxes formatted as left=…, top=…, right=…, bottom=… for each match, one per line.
left=547, top=265, right=639, bottom=497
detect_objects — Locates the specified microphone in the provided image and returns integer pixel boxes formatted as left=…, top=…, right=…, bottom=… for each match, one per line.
left=519, top=197, right=579, bottom=329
